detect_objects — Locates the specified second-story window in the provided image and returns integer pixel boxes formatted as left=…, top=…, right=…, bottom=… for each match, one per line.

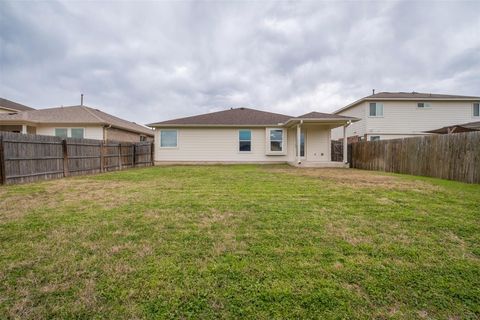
left=474, top=103, right=480, bottom=117
left=369, top=103, right=383, bottom=117
left=417, top=102, right=431, bottom=108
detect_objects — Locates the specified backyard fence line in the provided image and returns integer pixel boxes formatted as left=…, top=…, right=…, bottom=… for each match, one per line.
left=350, top=131, right=480, bottom=184
left=0, top=132, right=154, bottom=185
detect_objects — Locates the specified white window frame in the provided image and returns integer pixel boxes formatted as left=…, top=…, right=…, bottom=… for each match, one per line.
left=70, top=127, right=85, bottom=139
left=417, top=102, right=431, bottom=109
left=473, top=102, right=480, bottom=117
left=266, top=128, right=286, bottom=155
left=159, top=129, right=178, bottom=148
left=238, top=129, right=252, bottom=153
left=369, top=103, right=384, bottom=117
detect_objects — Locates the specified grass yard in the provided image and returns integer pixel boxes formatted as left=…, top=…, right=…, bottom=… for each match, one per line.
left=1, top=165, right=479, bottom=319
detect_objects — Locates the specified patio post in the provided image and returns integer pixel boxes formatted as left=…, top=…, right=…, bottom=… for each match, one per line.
left=21, top=124, right=27, bottom=134
left=343, top=124, right=348, bottom=163
left=296, top=123, right=301, bottom=164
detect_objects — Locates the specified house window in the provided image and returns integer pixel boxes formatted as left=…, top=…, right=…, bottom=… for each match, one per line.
left=55, top=128, right=68, bottom=138
left=239, top=130, right=251, bottom=152
left=370, top=136, right=380, bottom=141
left=474, top=103, right=480, bottom=117
left=369, top=103, right=383, bottom=117
left=71, top=128, right=84, bottom=139
left=269, top=129, right=283, bottom=152
left=160, top=130, right=177, bottom=148
left=417, top=102, right=431, bottom=108
left=300, top=132, right=305, bottom=157
left=140, top=135, right=147, bottom=142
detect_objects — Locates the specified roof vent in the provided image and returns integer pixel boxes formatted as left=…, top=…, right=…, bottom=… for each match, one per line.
left=372, top=89, right=375, bottom=95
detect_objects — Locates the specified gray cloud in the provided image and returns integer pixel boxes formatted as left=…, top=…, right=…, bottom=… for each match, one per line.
left=1, top=0, right=479, bottom=124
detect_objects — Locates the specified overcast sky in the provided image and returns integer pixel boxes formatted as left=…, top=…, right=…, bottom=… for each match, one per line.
left=1, top=1, right=479, bottom=124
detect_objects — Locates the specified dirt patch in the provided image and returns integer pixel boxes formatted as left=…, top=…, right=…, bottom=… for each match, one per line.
left=264, top=167, right=441, bottom=191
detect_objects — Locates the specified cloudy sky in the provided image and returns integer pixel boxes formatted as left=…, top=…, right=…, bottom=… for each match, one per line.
left=1, top=1, right=479, bottom=124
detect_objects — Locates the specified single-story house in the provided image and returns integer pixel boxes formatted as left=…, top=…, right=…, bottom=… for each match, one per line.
left=0, top=104, right=154, bottom=142
left=425, top=121, right=480, bottom=134
left=147, top=108, right=359, bottom=167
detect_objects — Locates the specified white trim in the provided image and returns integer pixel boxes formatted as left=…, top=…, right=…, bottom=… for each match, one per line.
left=265, top=127, right=287, bottom=155
left=159, top=129, right=178, bottom=148
left=238, top=129, right=252, bottom=153
left=473, top=102, right=480, bottom=117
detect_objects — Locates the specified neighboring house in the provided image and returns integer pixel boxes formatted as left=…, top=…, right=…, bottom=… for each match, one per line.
left=0, top=105, right=154, bottom=142
left=425, top=121, right=480, bottom=134
left=0, top=97, right=35, bottom=113
left=331, top=92, right=480, bottom=141
left=147, top=107, right=358, bottom=167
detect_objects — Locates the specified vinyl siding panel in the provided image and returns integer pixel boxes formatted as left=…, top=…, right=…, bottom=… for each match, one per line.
left=365, top=101, right=479, bottom=135
left=305, top=125, right=331, bottom=162
left=154, top=127, right=296, bottom=162
left=35, top=125, right=104, bottom=140
left=331, top=103, right=367, bottom=140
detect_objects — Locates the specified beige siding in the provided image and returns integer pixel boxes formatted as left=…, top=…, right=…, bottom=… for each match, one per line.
left=154, top=127, right=296, bottom=162
left=331, top=102, right=367, bottom=140
left=305, top=125, right=331, bottom=162
left=106, top=127, right=151, bottom=142
left=332, top=100, right=480, bottom=141
left=365, top=101, right=478, bottom=135
left=0, top=108, right=13, bottom=113
left=36, top=125, right=104, bottom=140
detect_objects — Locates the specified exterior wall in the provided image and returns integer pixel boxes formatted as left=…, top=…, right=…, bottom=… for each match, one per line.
left=36, top=125, right=104, bottom=140
left=304, top=124, right=331, bottom=162
left=365, top=133, right=425, bottom=141
left=332, top=100, right=480, bottom=141
left=331, top=102, right=367, bottom=140
left=106, top=127, right=152, bottom=142
left=154, top=127, right=296, bottom=162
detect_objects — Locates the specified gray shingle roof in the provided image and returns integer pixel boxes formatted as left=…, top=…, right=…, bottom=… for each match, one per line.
left=148, top=108, right=293, bottom=126
left=334, top=92, right=480, bottom=114
left=365, top=92, right=480, bottom=99
left=0, top=105, right=153, bottom=136
left=0, top=98, right=35, bottom=112
left=297, top=111, right=358, bottom=120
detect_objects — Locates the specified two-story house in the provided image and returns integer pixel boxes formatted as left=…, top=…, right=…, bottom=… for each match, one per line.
left=331, top=92, right=480, bottom=141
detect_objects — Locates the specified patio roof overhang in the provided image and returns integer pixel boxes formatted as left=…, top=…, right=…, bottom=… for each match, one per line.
left=282, top=117, right=360, bottom=128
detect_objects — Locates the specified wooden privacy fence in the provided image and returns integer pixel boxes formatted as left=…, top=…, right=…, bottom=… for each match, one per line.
left=0, top=132, right=154, bottom=185
left=350, top=131, right=480, bottom=184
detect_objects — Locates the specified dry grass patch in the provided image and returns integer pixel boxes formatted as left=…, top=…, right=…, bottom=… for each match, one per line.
left=264, top=167, right=441, bottom=191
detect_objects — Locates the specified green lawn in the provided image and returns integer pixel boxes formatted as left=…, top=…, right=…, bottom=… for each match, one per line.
left=1, top=165, right=479, bottom=319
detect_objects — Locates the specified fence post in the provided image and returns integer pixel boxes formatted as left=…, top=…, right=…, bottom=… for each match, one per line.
left=150, top=142, right=155, bottom=166
left=132, top=144, right=136, bottom=167
left=0, top=137, right=6, bottom=185
left=62, top=139, right=69, bottom=177
left=100, top=141, right=105, bottom=172
left=118, top=143, right=123, bottom=170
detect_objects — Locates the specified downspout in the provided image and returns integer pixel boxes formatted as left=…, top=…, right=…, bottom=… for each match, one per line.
left=343, top=120, right=352, bottom=164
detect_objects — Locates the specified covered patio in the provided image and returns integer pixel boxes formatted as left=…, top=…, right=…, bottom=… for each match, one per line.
left=283, top=112, right=359, bottom=167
